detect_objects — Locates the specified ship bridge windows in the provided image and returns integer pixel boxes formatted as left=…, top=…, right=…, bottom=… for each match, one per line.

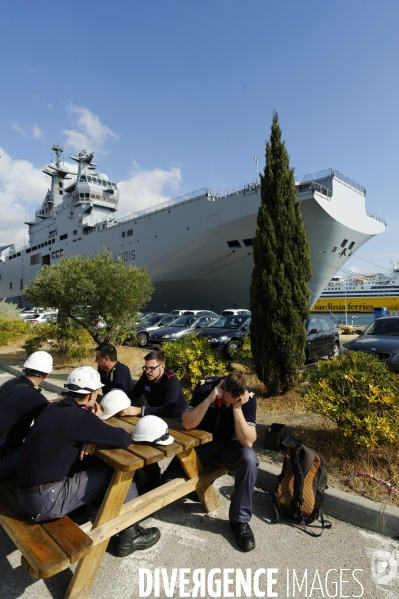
left=60, top=234, right=68, bottom=241
left=349, top=241, right=355, bottom=249
left=80, top=176, right=87, bottom=182
left=341, top=239, right=348, bottom=247
left=227, top=240, right=241, bottom=249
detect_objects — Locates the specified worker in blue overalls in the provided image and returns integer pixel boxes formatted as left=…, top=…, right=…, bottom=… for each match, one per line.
left=0, top=351, right=53, bottom=480
left=162, top=372, right=259, bottom=552
left=120, top=350, right=187, bottom=492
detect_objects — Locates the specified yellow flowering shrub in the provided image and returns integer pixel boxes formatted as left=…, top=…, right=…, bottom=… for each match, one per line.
left=302, top=352, right=399, bottom=447
left=162, top=336, right=232, bottom=399
left=0, top=319, right=31, bottom=346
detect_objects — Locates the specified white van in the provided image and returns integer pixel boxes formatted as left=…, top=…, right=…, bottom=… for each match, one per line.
left=220, top=309, right=251, bottom=316
left=170, top=309, right=189, bottom=316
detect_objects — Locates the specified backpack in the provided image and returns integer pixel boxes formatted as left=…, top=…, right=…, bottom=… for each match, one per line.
left=271, top=443, right=331, bottom=536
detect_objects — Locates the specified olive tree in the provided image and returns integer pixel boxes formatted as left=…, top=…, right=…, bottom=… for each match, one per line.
left=24, top=251, right=154, bottom=344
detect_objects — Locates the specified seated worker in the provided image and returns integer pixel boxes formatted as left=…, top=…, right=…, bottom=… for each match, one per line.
left=162, top=372, right=259, bottom=552
left=95, top=343, right=135, bottom=395
left=121, top=351, right=187, bottom=420
left=120, top=350, right=187, bottom=491
left=17, top=366, right=160, bottom=557
left=0, top=351, right=53, bottom=480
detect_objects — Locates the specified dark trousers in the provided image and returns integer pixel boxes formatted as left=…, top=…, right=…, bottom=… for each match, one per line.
left=0, top=446, right=22, bottom=481
left=18, top=461, right=138, bottom=522
left=162, top=440, right=259, bottom=523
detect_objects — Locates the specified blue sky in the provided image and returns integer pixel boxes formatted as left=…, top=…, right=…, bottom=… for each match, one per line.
left=0, top=0, right=398, bottom=277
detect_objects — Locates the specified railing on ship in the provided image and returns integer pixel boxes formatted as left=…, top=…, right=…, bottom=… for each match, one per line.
left=4, top=170, right=386, bottom=257
left=107, top=179, right=261, bottom=228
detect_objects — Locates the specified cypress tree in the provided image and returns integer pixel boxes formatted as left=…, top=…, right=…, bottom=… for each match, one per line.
left=249, top=112, right=311, bottom=394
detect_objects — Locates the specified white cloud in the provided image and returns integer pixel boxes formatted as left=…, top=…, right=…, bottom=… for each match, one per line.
left=63, top=104, right=118, bottom=153
left=118, top=161, right=182, bottom=213
left=32, top=124, right=45, bottom=139
left=348, top=266, right=361, bottom=273
left=12, top=124, right=26, bottom=136
left=0, top=147, right=48, bottom=249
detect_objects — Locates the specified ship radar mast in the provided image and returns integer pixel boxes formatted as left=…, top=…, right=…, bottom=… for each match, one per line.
left=52, top=144, right=63, bottom=167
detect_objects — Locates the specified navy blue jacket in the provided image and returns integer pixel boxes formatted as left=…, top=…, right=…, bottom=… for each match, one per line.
left=128, top=370, right=187, bottom=420
left=18, top=396, right=132, bottom=488
left=188, top=376, right=257, bottom=443
left=99, top=361, right=135, bottom=395
left=0, top=376, right=48, bottom=459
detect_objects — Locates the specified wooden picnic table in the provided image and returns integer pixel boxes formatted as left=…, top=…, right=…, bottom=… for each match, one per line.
left=63, top=415, right=228, bottom=599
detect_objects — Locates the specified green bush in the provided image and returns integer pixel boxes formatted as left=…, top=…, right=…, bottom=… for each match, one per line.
left=0, top=319, right=31, bottom=346
left=23, top=323, right=93, bottom=356
left=0, top=300, right=22, bottom=320
left=233, top=335, right=254, bottom=370
left=302, top=352, right=399, bottom=447
left=162, top=336, right=233, bottom=399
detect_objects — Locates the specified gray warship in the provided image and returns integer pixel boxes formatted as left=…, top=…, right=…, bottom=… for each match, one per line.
left=0, top=145, right=386, bottom=312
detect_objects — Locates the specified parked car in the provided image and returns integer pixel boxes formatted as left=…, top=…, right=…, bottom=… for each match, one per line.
left=305, top=316, right=340, bottom=361
left=170, top=309, right=190, bottom=317
left=196, top=315, right=251, bottom=358
left=181, top=310, right=219, bottom=317
left=220, top=309, right=251, bottom=316
left=148, top=315, right=218, bottom=346
left=342, top=316, right=399, bottom=370
left=28, top=313, right=58, bottom=326
left=140, top=312, right=161, bottom=321
left=135, top=314, right=176, bottom=347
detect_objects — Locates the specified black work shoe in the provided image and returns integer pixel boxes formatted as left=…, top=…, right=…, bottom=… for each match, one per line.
left=115, top=524, right=161, bottom=557
left=141, top=476, right=161, bottom=494
left=230, top=521, right=255, bottom=552
left=86, top=500, right=102, bottom=522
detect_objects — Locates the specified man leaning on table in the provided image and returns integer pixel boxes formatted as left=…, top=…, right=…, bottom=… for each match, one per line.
left=17, top=366, right=160, bottom=557
left=162, top=372, right=259, bottom=552
left=120, top=350, right=187, bottom=492
left=95, top=343, right=135, bottom=395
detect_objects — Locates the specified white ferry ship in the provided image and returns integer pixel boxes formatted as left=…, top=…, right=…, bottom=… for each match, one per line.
left=312, top=260, right=399, bottom=313
left=0, top=146, right=386, bottom=313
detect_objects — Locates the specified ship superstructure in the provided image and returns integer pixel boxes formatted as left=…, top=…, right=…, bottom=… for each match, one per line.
left=0, top=148, right=386, bottom=313
left=312, top=260, right=399, bottom=313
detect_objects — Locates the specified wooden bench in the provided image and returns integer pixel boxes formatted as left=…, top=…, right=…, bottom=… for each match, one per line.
left=0, top=419, right=228, bottom=598
left=0, top=477, right=93, bottom=579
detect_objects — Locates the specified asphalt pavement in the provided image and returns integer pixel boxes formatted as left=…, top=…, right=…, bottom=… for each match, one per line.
left=1, top=367, right=399, bottom=598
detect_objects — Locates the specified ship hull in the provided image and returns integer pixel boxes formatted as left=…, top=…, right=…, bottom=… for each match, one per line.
left=312, top=296, right=399, bottom=313
left=0, top=168, right=386, bottom=313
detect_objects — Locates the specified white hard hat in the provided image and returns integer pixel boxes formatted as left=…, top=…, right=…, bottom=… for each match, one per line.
left=64, top=366, right=104, bottom=395
left=23, top=351, right=53, bottom=374
left=132, top=415, right=174, bottom=445
left=100, top=389, right=131, bottom=420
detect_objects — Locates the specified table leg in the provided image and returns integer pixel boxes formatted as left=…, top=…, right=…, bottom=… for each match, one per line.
left=176, top=448, right=221, bottom=513
left=64, top=469, right=134, bottom=599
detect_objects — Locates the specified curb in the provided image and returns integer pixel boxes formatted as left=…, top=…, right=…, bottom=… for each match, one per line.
left=1, top=361, right=398, bottom=538
left=256, top=463, right=399, bottom=538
